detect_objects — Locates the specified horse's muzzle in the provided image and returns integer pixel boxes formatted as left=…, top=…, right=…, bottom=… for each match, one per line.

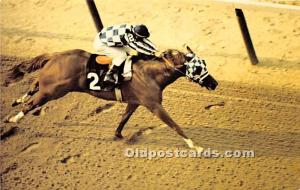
left=201, top=75, right=218, bottom=91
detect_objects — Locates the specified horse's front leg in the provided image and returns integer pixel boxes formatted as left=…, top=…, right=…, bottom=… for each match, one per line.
left=147, top=103, right=203, bottom=152
left=115, top=103, right=139, bottom=139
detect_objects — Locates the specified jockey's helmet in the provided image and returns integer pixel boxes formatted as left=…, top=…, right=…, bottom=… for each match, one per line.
left=133, top=24, right=150, bottom=38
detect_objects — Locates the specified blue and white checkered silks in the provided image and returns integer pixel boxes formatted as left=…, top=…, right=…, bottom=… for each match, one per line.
left=184, top=54, right=209, bottom=84
left=100, top=24, right=131, bottom=47
left=99, top=24, right=156, bottom=55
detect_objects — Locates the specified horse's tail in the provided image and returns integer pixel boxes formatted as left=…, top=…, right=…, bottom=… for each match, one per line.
left=5, top=53, right=52, bottom=86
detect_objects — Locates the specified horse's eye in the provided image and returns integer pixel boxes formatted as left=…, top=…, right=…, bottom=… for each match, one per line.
left=185, top=56, right=192, bottom=62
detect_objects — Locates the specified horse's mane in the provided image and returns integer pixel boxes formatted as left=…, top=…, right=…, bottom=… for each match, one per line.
left=130, top=49, right=187, bottom=76
left=132, top=49, right=184, bottom=63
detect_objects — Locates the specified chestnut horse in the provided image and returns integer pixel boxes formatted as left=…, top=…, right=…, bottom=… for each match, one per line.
left=5, top=47, right=218, bottom=151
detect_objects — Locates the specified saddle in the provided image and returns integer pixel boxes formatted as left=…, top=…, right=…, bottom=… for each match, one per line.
left=96, top=55, right=113, bottom=65
left=86, top=54, right=133, bottom=92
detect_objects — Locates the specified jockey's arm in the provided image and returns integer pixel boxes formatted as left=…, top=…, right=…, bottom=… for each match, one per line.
left=124, top=32, right=156, bottom=56
left=142, top=38, right=158, bottom=51
left=127, top=42, right=155, bottom=56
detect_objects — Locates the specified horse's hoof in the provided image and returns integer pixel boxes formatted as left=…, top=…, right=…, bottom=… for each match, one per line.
left=3, top=116, right=10, bottom=123
left=11, top=101, right=18, bottom=107
left=114, top=133, right=124, bottom=140
left=194, top=146, right=204, bottom=153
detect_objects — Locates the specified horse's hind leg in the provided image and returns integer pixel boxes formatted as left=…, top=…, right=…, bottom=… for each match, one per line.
left=6, top=92, right=48, bottom=123
left=7, top=79, right=73, bottom=123
left=12, top=79, right=39, bottom=107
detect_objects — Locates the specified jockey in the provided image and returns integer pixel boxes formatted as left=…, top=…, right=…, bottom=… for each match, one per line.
left=93, top=24, right=157, bottom=90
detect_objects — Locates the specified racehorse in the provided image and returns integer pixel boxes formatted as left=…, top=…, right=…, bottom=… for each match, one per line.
left=5, top=46, right=218, bottom=151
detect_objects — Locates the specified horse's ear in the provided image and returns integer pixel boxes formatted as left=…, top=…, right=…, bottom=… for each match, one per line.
left=186, top=46, right=195, bottom=54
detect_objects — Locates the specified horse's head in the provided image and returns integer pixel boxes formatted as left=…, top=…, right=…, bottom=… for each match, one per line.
left=161, top=47, right=218, bottom=91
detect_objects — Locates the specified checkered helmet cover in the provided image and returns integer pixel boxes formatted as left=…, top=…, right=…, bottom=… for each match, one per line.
left=184, top=54, right=209, bottom=83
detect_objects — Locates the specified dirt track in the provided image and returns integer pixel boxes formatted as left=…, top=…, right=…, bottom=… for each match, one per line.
left=1, top=0, right=300, bottom=189
left=1, top=55, right=300, bottom=190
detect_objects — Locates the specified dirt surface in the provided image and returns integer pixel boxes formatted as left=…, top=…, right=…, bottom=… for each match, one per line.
left=1, top=56, right=300, bottom=189
left=1, top=0, right=300, bottom=190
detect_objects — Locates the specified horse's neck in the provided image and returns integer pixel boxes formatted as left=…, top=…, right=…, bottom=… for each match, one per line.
left=160, top=67, right=184, bottom=89
left=137, top=59, right=184, bottom=90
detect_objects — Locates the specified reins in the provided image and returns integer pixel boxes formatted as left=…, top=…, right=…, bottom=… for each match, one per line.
left=161, top=56, right=186, bottom=77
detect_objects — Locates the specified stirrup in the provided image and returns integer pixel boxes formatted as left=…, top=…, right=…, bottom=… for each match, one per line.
left=104, top=77, right=116, bottom=84
left=102, top=80, right=115, bottom=91
left=104, top=70, right=116, bottom=83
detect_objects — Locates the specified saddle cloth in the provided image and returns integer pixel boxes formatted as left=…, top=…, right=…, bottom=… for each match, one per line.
left=86, top=54, right=133, bottom=91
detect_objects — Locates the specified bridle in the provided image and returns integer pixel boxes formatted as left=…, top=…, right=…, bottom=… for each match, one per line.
left=161, top=56, right=187, bottom=77
left=161, top=54, right=209, bottom=85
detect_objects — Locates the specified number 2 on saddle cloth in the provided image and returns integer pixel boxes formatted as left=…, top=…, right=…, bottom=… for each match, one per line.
left=86, top=54, right=125, bottom=91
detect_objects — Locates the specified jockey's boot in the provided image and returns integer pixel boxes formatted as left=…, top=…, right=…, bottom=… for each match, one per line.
left=103, top=65, right=119, bottom=91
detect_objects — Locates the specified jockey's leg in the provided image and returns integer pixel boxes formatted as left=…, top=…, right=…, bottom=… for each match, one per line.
left=102, top=47, right=128, bottom=91
left=93, top=38, right=129, bottom=90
